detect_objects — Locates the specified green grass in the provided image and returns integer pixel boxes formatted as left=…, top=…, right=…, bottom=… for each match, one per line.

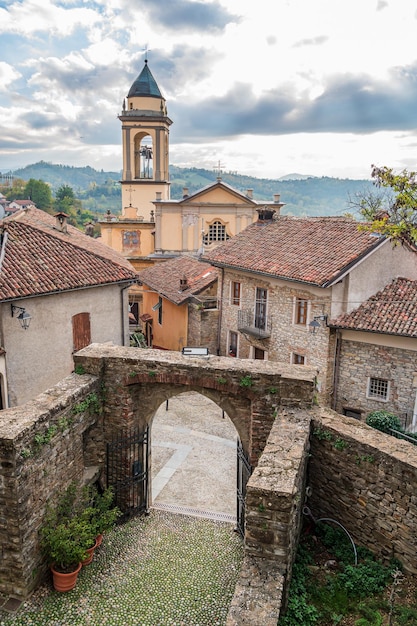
left=1, top=511, right=243, bottom=626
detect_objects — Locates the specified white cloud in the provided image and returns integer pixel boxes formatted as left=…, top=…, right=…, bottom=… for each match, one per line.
left=0, top=62, right=21, bottom=92
left=0, top=0, right=416, bottom=178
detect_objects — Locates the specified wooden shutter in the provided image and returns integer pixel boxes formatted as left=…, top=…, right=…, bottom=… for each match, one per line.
left=72, top=312, right=91, bottom=352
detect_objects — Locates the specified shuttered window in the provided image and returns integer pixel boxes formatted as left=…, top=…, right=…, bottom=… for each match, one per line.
left=72, top=312, right=91, bottom=352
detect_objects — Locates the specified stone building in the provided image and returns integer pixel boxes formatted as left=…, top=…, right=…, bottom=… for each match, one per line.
left=139, top=256, right=219, bottom=352
left=0, top=206, right=138, bottom=407
left=330, top=276, right=417, bottom=428
left=203, top=209, right=417, bottom=401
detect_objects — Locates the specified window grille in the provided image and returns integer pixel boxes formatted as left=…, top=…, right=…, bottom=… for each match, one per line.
left=367, top=377, right=389, bottom=401
left=203, top=221, right=230, bottom=244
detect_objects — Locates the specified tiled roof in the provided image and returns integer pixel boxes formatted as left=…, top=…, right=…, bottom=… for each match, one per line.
left=203, top=216, right=386, bottom=287
left=0, top=207, right=138, bottom=301
left=330, top=277, right=417, bottom=337
left=127, top=61, right=163, bottom=99
left=139, top=256, right=219, bottom=305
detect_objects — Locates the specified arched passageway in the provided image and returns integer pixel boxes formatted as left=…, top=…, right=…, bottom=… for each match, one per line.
left=151, top=391, right=237, bottom=519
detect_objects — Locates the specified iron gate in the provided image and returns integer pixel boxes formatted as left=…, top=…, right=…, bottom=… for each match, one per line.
left=107, top=426, right=149, bottom=518
left=236, top=437, right=252, bottom=538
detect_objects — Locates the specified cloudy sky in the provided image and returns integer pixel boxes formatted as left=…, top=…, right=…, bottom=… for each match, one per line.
left=1, top=0, right=416, bottom=180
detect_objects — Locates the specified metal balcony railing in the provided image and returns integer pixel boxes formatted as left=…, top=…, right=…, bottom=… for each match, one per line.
left=237, top=310, right=272, bottom=339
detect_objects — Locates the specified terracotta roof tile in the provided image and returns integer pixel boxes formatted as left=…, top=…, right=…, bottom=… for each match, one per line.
left=139, top=256, right=218, bottom=305
left=330, top=277, right=417, bottom=337
left=203, top=216, right=386, bottom=286
left=0, top=208, right=138, bottom=301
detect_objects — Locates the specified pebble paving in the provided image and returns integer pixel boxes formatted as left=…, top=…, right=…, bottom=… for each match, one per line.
left=0, top=510, right=244, bottom=626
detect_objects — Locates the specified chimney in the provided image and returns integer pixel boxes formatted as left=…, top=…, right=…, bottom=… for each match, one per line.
left=54, top=212, right=68, bottom=233
left=246, top=189, right=253, bottom=199
left=182, top=187, right=189, bottom=198
left=85, top=222, right=95, bottom=237
left=256, top=207, right=276, bottom=222
left=273, top=194, right=281, bottom=203
left=179, top=276, right=188, bottom=291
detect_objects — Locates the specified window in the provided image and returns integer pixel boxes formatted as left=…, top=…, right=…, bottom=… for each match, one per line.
left=295, top=298, right=308, bottom=325
left=343, top=408, right=361, bottom=420
left=292, top=353, right=305, bottom=365
left=255, top=288, right=267, bottom=330
left=254, top=348, right=265, bottom=360
left=203, top=221, right=230, bottom=244
left=229, top=331, right=238, bottom=357
left=231, top=281, right=241, bottom=306
left=367, top=377, right=389, bottom=401
left=158, top=297, right=163, bottom=325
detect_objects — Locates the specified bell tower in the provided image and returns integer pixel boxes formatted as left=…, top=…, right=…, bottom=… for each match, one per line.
left=119, top=60, right=172, bottom=220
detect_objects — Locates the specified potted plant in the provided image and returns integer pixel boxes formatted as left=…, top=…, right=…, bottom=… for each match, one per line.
left=87, top=486, right=121, bottom=547
left=40, top=482, right=99, bottom=589
left=40, top=515, right=91, bottom=591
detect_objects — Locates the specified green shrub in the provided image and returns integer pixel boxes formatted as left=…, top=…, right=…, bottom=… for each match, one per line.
left=366, top=410, right=402, bottom=434
left=338, top=561, right=393, bottom=599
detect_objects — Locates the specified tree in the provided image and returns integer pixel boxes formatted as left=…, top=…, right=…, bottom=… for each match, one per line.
left=24, top=178, right=53, bottom=210
left=353, top=166, right=417, bottom=245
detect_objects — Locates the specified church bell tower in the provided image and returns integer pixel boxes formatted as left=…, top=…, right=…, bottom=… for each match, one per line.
left=119, top=60, right=172, bottom=220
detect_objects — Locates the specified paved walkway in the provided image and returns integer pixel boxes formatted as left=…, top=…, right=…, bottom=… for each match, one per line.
left=150, top=392, right=237, bottom=522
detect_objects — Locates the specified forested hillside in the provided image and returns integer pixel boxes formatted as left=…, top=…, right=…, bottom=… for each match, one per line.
left=2, top=161, right=374, bottom=217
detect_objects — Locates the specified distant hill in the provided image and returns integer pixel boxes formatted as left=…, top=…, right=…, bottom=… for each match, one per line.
left=3, top=161, right=374, bottom=217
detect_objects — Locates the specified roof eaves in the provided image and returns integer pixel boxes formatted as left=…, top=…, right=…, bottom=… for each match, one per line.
left=328, top=323, right=417, bottom=339
left=0, top=278, right=137, bottom=304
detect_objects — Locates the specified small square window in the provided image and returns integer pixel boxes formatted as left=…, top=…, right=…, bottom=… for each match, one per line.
left=292, top=353, right=305, bottom=365
left=367, top=377, right=389, bottom=401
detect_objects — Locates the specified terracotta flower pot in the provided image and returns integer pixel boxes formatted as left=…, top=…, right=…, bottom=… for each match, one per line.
left=51, top=562, right=82, bottom=592
left=95, top=533, right=104, bottom=547
left=81, top=538, right=99, bottom=566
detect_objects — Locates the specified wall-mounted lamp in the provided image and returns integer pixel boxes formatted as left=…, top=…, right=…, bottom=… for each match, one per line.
left=11, top=304, right=32, bottom=330
left=309, top=314, right=328, bottom=334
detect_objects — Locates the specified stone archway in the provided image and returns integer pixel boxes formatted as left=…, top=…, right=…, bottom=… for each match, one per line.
left=75, top=344, right=317, bottom=516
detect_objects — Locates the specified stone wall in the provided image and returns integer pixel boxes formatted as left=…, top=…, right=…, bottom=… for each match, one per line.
left=218, top=269, right=332, bottom=399
left=0, top=374, right=100, bottom=599
left=187, top=304, right=219, bottom=355
left=227, top=408, right=311, bottom=625
left=309, top=408, right=417, bottom=573
left=334, top=338, right=417, bottom=425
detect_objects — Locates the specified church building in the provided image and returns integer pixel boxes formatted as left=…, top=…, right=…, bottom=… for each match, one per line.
left=99, top=59, right=283, bottom=326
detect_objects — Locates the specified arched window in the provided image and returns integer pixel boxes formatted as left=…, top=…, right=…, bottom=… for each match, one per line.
left=134, top=135, right=153, bottom=179
left=203, top=220, right=230, bottom=245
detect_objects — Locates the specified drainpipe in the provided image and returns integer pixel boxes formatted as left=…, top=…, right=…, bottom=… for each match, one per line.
left=120, top=283, right=134, bottom=346
left=216, top=268, right=224, bottom=356
left=331, top=329, right=342, bottom=411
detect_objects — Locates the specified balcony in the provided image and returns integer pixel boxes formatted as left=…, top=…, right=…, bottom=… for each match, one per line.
left=237, top=310, right=272, bottom=339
